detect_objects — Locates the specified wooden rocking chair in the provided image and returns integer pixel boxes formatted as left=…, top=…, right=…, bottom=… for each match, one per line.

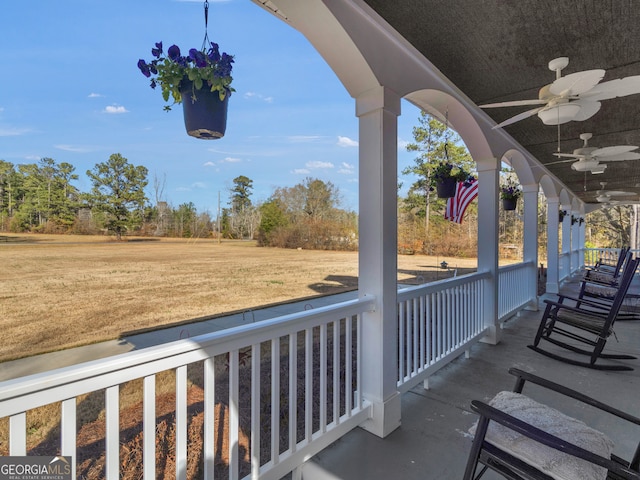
left=463, top=368, right=640, bottom=480
left=528, top=257, right=640, bottom=371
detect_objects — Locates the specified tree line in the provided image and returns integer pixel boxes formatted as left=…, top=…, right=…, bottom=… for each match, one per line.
left=0, top=154, right=357, bottom=248
left=1, top=112, right=631, bottom=253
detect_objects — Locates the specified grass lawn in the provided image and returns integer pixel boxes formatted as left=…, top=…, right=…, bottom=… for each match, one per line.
left=1, top=233, right=478, bottom=363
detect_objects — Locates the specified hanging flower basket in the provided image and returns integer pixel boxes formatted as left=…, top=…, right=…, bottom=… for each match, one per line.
left=502, top=198, right=518, bottom=211
left=436, top=177, right=457, bottom=198
left=180, top=79, right=229, bottom=139
left=137, top=1, right=234, bottom=140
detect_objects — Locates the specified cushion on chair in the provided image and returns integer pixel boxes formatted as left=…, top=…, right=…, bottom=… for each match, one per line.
left=469, top=391, right=614, bottom=480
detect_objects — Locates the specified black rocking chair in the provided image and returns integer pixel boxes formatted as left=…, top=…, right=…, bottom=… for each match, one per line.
left=528, top=257, right=640, bottom=371
left=463, top=368, right=640, bottom=480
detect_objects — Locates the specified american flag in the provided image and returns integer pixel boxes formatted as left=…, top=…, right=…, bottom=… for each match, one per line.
left=445, top=179, right=478, bottom=224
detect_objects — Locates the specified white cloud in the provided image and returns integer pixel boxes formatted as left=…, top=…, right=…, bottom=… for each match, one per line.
left=221, top=157, right=241, bottom=163
left=88, top=93, right=103, bottom=98
left=292, top=168, right=311, bottom=174
left=203, top=161, right=216, bottom=167
left=337, top=136, right=358, bottom=147
left=287, top=135, right=322, bottom=143
left=25, top=155, right=41, bottom=160
left=192, top=182, right=206, bottom=189
left=306, top=161, right=334, bottom=169
left=338, top=162, right=355, bottom=174
left=54, top=144, right=92, bottom=153
left=0, top=127, right=30, bottom=136
left=244, top=91, right=274, bottom=103
left=397, top=138, right=410, bottom=149
left=104, top=105, right=128, bottom=114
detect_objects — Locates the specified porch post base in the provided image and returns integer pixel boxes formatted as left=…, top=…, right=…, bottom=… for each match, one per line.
left=480, top=325, right=500, bottom=345
left=359, top=391, right=401, bottom=438
left=546, top=281, right=559, bottom=294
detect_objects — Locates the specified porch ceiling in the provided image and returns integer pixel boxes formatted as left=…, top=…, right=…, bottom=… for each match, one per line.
left=363, top=0, right=640, bottom=206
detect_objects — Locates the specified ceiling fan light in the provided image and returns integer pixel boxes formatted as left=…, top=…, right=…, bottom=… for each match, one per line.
left=538, top=103, right=581, bottom=125
left=590, top=165, right=607, bottom=174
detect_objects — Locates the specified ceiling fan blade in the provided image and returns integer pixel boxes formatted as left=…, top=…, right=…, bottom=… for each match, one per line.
left=582, top=75, right=640, bottom=101
left=491, top=106, right=543, bottom=129
left=479, top=99, right=547, bottom=108
left=552, top=152, right=584, bottom=159
left=570, top=100, right=601, bottom=121
left=549, top=69, right=605, bottom=96
left=545, top=158, right=580, bottom=166
left=598, top=152, right=640, bottom=161
left=591, top=145, right=639, bottom=157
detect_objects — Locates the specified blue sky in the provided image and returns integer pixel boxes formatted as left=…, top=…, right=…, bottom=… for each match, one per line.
left=1, top=0, right=421, bottom=214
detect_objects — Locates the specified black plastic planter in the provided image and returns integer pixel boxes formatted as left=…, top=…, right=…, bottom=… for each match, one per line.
left=180, top=80, right=229, bottom=139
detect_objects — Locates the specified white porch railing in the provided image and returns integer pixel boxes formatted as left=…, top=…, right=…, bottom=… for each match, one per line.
left=1, top=265, right=540, bottom=478
left=582, top=247, right=640, bottom=267
left=0, top=298, right=374, bottom=480
left=497, top=261, right=536, bottom=322
left=559, top=251, right=571, bottom=282
left=396, top=272, right=490, bottom=393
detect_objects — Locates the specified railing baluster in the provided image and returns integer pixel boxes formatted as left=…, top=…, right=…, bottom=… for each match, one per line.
left=61, top=398, right=76, bottom=479
left=289, top=333, right=297, bottom=452
left=305, top=328, right=313, bottom=443
left=319, top=323, right=327, bottom=433
left=203, top=358, right=215, bottom=479
left=345, top=316, right=352, bottom=416
left=271, top=338, right=280, bottom=465
left=398, top=301, right=405, bottom=382
left=333, top=320, right=340, bottom=425
left=251, top=343, right=261, bottom=479
left=176, top=365, right=187, bottom=480
left=105, top=385, right=119, bottom=480
left=356, top=314, right=362, bottom=409
left=143, top=375, right=155, bottom=480
left=9, top=412, right=26, bottom=455
left=229, top=349, right=239, bottom=480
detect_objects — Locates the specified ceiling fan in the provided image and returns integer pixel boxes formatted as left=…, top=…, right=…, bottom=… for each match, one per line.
left=593, top=182, right=637, bottom=203
left=547, top=133, right=640, bottom=174
left=480, top=57, right=640, bottom=129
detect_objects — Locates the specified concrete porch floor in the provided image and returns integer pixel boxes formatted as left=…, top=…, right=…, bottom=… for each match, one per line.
left=302, top=279, right=640, bottom=480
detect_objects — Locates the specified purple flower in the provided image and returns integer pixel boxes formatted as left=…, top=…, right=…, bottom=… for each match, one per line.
left=137, top=59, right=151, bottom=77
left=151, top=42, right=163, bottom=58
left=167, top=44, right=181, bottom=61
left=207, top=42, right=221, bottom=63
left=189, top=48, right=207, bottom=68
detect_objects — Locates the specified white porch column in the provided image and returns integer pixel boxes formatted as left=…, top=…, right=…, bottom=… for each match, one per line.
left=476, top=157, right=501, bottom=344
left=579, top=217, right=586, bottom=268
left=561, top=205, right=571, bottom=281
left=356, top=85, right=401, bottom=438
left=522, top=184, right=539, bottom=309
left=571, top=214, right=580, bottom=273
left=546, top=198, right=560, bottom=294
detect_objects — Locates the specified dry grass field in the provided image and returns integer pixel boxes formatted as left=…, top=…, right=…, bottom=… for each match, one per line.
left=0, top=233, right=483, bottom=473
left=0, top=233, right=477, bottom=363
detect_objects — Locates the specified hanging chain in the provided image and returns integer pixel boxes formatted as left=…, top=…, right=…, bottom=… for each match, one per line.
left=444, top=109, right=450, bottom=161
left=201, top=0, right=210, bottom=51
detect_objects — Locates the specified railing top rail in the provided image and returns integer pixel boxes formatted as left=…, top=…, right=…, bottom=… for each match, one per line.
left=397, top=270, right=490, bottom=301
left=497, top=260, right=535, bottom=273
left=0, top=296, right=374, bottom=414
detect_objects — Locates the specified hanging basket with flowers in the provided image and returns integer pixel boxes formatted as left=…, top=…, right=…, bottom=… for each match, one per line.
left=137, top=1, right=234, bottom=139
left=431, top=162, right=473, bottom=198
left=500, top=180, right=522, bottom=211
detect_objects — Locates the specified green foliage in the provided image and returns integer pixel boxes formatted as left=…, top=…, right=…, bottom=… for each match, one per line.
left=85, top=154, right=149, bottom=239
left=257, top=199, right=289, bottom=246
left=231, top=175, right=253, bottom=212
left=402, top=112, right=475, bottom=218
left=138, top=41, right=234, bottom=111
